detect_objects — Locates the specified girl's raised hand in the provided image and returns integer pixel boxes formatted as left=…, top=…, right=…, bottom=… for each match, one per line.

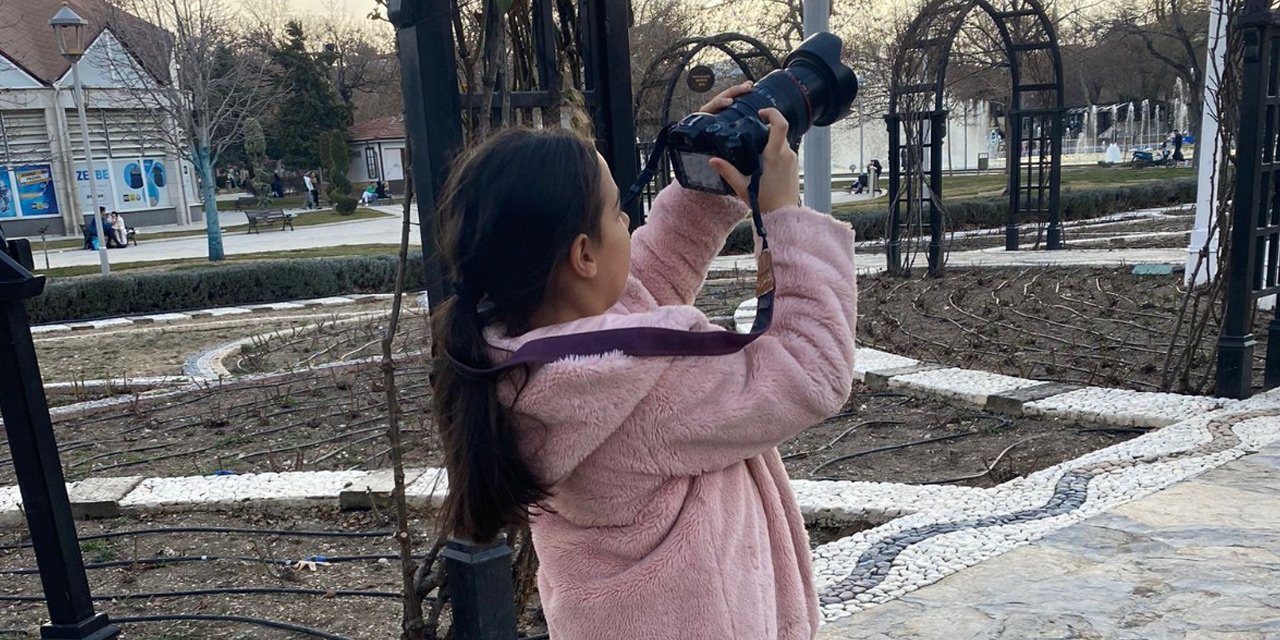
left=698, top=81, right=753, bottom=115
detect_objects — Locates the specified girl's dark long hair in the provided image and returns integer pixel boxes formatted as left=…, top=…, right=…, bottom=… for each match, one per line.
left=432, top=128, right=604, bottom=543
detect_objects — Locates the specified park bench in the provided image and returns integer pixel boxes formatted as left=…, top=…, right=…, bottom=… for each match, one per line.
left=79, top=223, right=136, bottom=250
left=245, top=209, right=294, bottom=233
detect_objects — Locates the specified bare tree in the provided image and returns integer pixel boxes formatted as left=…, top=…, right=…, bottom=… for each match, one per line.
left=102, top=0, right=281, bottom=261
left=307, top=14, right=401, bottom=116
left=1095, top=0, right=1209, bottom=144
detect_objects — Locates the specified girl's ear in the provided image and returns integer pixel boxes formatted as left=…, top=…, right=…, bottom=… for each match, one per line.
left=566, top=232, right=598, bottom=279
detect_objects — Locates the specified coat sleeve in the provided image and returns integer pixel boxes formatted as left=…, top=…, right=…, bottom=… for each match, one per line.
left=624, top=183, right=747, bottom=307
left=610, top=205, right=859, bottom=476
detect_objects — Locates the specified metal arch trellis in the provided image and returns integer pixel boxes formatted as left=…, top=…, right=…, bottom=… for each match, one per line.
left=633, top=33, right=782, bottom=139
left=886, top=0, right=1065, bottom=276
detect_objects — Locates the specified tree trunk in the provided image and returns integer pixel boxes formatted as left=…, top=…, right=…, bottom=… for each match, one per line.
left=195, top=143, right=224, bottom=262
left=1187, top=75, right=1205, bottom=161
left=477, top=0, right=506, bottom=140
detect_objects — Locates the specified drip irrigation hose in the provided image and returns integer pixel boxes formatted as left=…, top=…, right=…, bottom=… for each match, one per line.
left=111, top=614, right=354, bottom=640
left=810, top=431, right=983, bottom=476
left=0, top=527, right=391, bottom=551
left=806, top=412, right=1014, bottom=478
left=0, top=554, right=411, bottom=576
left=782, top=420, right=905, bottom=461
left=0, top=587, right=401, bottom=602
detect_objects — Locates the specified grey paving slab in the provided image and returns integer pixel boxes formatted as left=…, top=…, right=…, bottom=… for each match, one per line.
left=817, top=448, right=1280, bottom=639
left=67, top=476, right=144, bottom=519
left=339, top=468, right=427, bottom=510
left=985, top=381, right=1082, bottom=415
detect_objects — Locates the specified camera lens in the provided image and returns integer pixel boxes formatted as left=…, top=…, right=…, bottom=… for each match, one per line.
left=666, top=31, right=859, bottom=194
left=742, top=32, right=859, bottom=142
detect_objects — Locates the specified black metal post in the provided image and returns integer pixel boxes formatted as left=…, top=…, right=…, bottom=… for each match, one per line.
left=390, top=0, right=466, bottom=310
left=1217, top=13, right=1271, bottom=399
left=927, top=111, right=946, bottom=277
left=580, top=0, right=642, bottom=228
left=885, top=114, right=903, bottom=274
left=0, top=237, right=118, bottom=640
left=1005, top=112, right=1021, bottom=251
left=443, top=537, right=519, bottom=640
left=1046, top=111, right=1064, bottom=249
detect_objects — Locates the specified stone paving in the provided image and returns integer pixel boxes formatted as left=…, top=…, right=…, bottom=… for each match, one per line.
left=816, top=439, right=1280, bottom=639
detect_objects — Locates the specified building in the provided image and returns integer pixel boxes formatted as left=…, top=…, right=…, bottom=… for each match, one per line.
left=0, top=0, right=198, bottom=239
left=347, top=115, right=406, bottom=194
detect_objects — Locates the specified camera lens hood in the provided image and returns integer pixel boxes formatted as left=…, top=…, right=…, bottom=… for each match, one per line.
left=783, top=32, right=859, bottom=126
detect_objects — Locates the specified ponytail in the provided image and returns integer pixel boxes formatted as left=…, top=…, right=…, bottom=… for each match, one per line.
left=433, top=295, right=549, bottom=543
left=430, top=127, right=603, bottom=543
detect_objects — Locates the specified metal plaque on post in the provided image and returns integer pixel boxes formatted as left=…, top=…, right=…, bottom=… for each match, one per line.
left=687, top=65, right=715, bottom=93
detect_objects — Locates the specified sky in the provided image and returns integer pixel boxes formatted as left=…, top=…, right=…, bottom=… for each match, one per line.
left=253, top=0, right=381, bottom=20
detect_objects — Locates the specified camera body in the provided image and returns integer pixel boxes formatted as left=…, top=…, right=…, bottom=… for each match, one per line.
left=668, top=32, right=859, bottom=195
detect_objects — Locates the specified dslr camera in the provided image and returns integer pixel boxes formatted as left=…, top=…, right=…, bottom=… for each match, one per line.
left=668, top=32, right=859, bottom=195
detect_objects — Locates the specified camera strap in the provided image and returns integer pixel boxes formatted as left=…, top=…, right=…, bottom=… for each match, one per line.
left=447, top=127, right=775, bottom=378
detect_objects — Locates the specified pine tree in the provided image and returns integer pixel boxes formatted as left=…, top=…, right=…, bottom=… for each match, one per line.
left=266, top=21, right=352, bottom=171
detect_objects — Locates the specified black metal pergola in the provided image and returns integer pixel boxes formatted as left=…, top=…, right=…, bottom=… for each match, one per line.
left=886, top=0, right=1065, bottom=276
left=390, top=0, right=639, bottom=309
left=1217, top=0, right=1280, bottom=399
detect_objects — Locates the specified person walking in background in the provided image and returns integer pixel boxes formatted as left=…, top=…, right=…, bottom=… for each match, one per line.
left=303, top=172, right=317, bottom=209
left=271, top=172, right=284, bottom=198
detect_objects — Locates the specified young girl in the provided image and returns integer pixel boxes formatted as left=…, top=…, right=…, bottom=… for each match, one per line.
left=433, top=83, right=857, bottom=640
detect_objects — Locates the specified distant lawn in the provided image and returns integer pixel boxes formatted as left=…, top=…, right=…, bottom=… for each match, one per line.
left=34, top=207, right=390, bottom=251
left=831, top=165, right=1196, bottom=215
left=38, top=243, right=406, bottom=280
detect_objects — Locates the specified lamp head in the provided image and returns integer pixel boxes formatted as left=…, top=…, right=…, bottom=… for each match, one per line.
left=49, top=2, right=89, bottom=61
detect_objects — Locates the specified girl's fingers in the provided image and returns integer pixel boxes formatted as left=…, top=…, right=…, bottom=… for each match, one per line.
left=758, top=108, right=791, bottom=154
left=709, top=157, right=749, bottom=201
left=699, top=81, right=753, bottom=114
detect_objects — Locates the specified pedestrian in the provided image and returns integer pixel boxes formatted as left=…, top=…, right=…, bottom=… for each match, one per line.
left=868, top=158, right=883, bottom=195
left=271, top=172, right=284, bottom=198
left=1172, top=131, right=1185, bottom=163
left=431, top=84, right=856, bottom=640
left=303, top=172, right=317, bottom=209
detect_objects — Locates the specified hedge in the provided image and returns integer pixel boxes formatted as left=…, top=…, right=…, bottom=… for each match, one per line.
left=720, top=177, right=1197, bottom=255
left=28, top=178, right=1197, bottom=323
left=26, top=253, right=425, bottom=324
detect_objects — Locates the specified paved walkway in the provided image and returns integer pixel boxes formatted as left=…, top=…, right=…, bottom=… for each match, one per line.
left=818, top=440, right=1280, bottom=639
left=42, top=205, right=408, bottom=269
left=711, top=245, right=1188, bottom=275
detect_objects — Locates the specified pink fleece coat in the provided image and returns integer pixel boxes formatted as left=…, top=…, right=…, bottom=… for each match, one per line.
left=485, top=184, right=858, bottom=639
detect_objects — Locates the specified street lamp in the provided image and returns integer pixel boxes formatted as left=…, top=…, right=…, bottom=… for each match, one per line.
left=51, top=2, right=109, bottom=276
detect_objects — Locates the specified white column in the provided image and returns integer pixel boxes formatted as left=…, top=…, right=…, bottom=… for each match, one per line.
left=802, top=0, right=831, bottom=213
left=47, top=88, right=80, bottom=237
left=1186, top=0, right=1229, bottom=285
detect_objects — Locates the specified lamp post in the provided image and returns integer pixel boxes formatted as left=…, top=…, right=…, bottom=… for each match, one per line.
left=51, top=3, right=108, bottom=276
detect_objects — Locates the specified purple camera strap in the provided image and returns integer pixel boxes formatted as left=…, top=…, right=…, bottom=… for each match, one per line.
left=450, top=268, right=774, bottom=377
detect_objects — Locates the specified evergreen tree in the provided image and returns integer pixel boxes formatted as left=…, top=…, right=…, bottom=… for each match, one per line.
left=266, top=21, right=352, bottom=170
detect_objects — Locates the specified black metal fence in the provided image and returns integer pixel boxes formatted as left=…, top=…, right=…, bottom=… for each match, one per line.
left=1218, top=1, right=1280, bottom=399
